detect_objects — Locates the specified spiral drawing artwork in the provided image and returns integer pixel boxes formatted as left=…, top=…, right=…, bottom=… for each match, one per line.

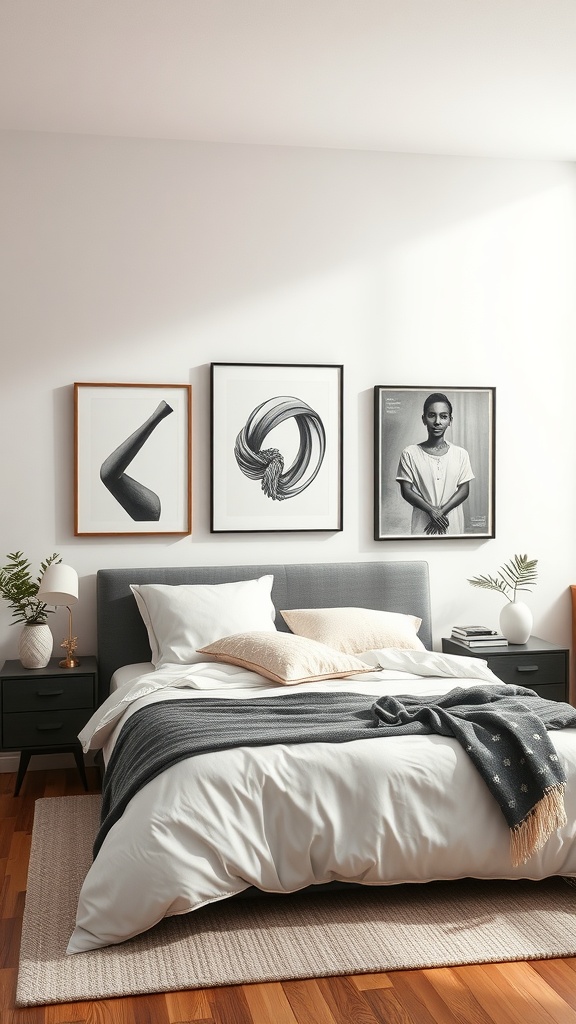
left=234, top=396, right=326, bottom=501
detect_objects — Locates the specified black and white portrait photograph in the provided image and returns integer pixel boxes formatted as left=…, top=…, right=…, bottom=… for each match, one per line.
left=374, top=386, right=495, bottom=541
left=211, top=363, right=343, bottom=532
left=74, top=382, right=192, bottom=536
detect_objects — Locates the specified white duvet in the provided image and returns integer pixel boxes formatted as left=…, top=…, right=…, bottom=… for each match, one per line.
left=68, top=650, right=576, bottom=953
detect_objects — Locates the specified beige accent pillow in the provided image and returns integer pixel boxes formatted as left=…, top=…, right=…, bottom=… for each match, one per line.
left=198, top=631, right=373, bottom=686
left=280, top=606, right=425, bottom=654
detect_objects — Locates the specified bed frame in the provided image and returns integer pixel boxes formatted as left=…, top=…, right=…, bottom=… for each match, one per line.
left=96, top=560, right=432, bottom=704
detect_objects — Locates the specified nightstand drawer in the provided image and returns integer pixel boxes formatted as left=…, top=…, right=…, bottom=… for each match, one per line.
left=2, top=674, right=94, bottom=713
left=2, top=708, right=91, bottom=749
left=485, top=653, right=565, bottom=688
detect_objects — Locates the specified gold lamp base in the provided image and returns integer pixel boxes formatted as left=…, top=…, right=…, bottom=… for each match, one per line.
left=59, top=655, right=81, bottom=669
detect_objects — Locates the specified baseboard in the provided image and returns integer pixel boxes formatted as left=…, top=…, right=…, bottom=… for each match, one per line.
left=0, top=751, right=20, bottom=772
left=0, top=750, right=96, bottom=773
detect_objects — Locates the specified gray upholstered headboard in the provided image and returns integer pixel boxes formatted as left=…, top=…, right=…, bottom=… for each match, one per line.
left=96, top=560, right=432, bottom=703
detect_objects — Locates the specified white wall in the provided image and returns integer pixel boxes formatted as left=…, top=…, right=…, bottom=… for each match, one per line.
left=1, top=131, right=576, bottom=667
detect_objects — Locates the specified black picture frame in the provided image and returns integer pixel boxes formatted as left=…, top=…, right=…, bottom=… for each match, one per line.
left=211, top=362, right=343, bottom=533
left=374, top=386, right=495, bottom=541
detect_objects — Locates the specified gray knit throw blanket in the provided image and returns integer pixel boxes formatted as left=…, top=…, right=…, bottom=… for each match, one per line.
left=97, top=683, right=576, bottom=866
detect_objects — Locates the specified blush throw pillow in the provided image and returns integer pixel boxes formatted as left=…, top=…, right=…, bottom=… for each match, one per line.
left=198, top=631, right=373, bottom=686
left=280, top=606, right=425, bottom=654
left=130, top=576, right=276, bottom=668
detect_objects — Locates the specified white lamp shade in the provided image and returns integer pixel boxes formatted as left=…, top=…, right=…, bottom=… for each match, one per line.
left=37, top=563, right=79, bottom=605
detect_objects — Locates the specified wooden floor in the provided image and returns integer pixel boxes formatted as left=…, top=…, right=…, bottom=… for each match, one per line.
left=3, top=770, right=576, bottom=1024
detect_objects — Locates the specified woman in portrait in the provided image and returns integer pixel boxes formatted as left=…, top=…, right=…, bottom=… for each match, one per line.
left=396, top=392, right=474, bottom=535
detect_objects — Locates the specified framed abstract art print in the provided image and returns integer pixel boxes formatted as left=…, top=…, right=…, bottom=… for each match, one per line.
left=74, top=382, right=192, bottom=536
left=211, top=363, right=343, bottom=533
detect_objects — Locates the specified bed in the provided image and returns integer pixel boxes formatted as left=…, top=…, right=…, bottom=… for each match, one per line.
left=67, top=559, right=576, bottom=953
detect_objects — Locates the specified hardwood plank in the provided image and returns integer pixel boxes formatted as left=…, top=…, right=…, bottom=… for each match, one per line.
left=555, top=956, right=576, bottom=976
left=242, top=981, right=299, bottom=1024
left=492, top=961, right=576, bottom=1024
left=8, top=1003, right=46, bottom=1023
left=364, top=985, right=424, bottom=1024
left=119, top=993, right=172, bottom=1024
left=316, top=975, right=383, bottom=1024
left=530, top=958, right=576, bottom=1011
left=14, top=769, right=45, bottom=830
left=1, top=866, right=27, bottom=922
left=451, top=962, right=558, bottom=1024
left=0, top=856, right=8, bottom=900
left=0, top=967, right=18, bottom=1016
left=387, top=969, right=466, bottom=1024
left=422, top=966, right=499, bottom=1024
left=166, top=1017, right=214, bottom=1024
left=43, top=769, right=70, bottom=799
left=2, top=962, right=44, bottom=1024
left=0, top=916, right=22, bottom=970
left=0, top=773, right=14, bottom=795
left=353, top=973, right=394, bottom=991
left=0, top=807, right=15, bottom=853
left=207, top=984, right=253, bottom=1024
left=0, top=865, right=7, bottom=904
left=282, top=979, right=338, bottom=1024
left=5, top=831, right=31, bottom=908
left=164, top=986, right=213, bottom=1022
left=82, top=999, right=129, bottom=1024
left=45, top=998, right=92, bottom=1023
left=167, top=1019, right=213, bottom=1024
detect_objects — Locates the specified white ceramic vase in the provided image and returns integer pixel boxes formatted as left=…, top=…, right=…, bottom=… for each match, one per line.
left=18, top=622, right=53, bottom=669
left=499, top=600, right=533, bottom=645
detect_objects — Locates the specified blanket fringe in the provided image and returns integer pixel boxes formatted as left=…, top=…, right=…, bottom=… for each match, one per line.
left=510, top=783, right=567, bottom=867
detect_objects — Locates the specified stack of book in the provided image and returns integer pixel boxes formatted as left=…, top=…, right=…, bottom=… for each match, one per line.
left=450, top=625, right=508, bottom=648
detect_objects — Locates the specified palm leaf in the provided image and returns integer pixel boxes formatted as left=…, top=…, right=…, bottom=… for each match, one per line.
left=468, top=554, right=538, bottom=599
left=468, top=574, right=509, bottom=595
left=499, top=554, right=538, bottom=593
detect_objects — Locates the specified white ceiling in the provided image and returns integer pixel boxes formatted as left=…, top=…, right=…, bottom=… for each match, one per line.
left=1, top=0, right=576, bottom=160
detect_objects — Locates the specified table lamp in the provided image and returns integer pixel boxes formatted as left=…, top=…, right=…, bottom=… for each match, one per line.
left=37, top=563, right=80, bottom=668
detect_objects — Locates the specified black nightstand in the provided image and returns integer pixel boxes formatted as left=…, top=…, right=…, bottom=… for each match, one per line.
left=441, top=636, right=569, bottom=703
left=0, top=656, right=98, bottom=796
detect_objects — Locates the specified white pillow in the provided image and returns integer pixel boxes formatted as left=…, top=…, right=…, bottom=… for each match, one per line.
left=198, top=631, right=373, bottom=686
left=130, top=576, right=276, bottom=668
left=280, top=606, right=425, bottom=654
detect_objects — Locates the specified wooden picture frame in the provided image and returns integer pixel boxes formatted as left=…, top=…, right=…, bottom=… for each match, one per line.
left=374, top=385, right=495, bottom=540
left=211, top=363, right=343, bottom=533
left=74, top=382, right=192, bottom=536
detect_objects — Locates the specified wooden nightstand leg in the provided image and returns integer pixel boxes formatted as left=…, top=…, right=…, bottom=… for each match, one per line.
left=73, top=746, right=89, bottom=791
left=14, top=751, right=32, bottom=797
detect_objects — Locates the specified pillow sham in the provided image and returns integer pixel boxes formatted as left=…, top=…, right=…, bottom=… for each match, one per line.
left=130, top=576, right=276, bottom=668
left=197, top=631, right=373, bottom=686
left=280, top=606, right=425, bottom=654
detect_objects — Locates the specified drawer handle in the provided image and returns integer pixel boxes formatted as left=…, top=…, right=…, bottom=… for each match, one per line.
left=36, top=722, right=64, bottom=732
left=516, top=665, right=539, bottom=674
left=36, top=689, right=64, bottom=697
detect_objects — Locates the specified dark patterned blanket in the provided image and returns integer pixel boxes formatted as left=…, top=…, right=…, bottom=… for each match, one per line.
left=96, top=684, right=576, bottom=865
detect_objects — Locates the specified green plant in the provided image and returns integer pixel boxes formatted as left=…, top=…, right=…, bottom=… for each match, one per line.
left=0, top=550, right=61, bottom=624
left=468, top=553, right=538, bottom=603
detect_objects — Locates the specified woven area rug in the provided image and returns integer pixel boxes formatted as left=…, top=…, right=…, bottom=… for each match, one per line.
left=17, top=795, right=576, bottom=1007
